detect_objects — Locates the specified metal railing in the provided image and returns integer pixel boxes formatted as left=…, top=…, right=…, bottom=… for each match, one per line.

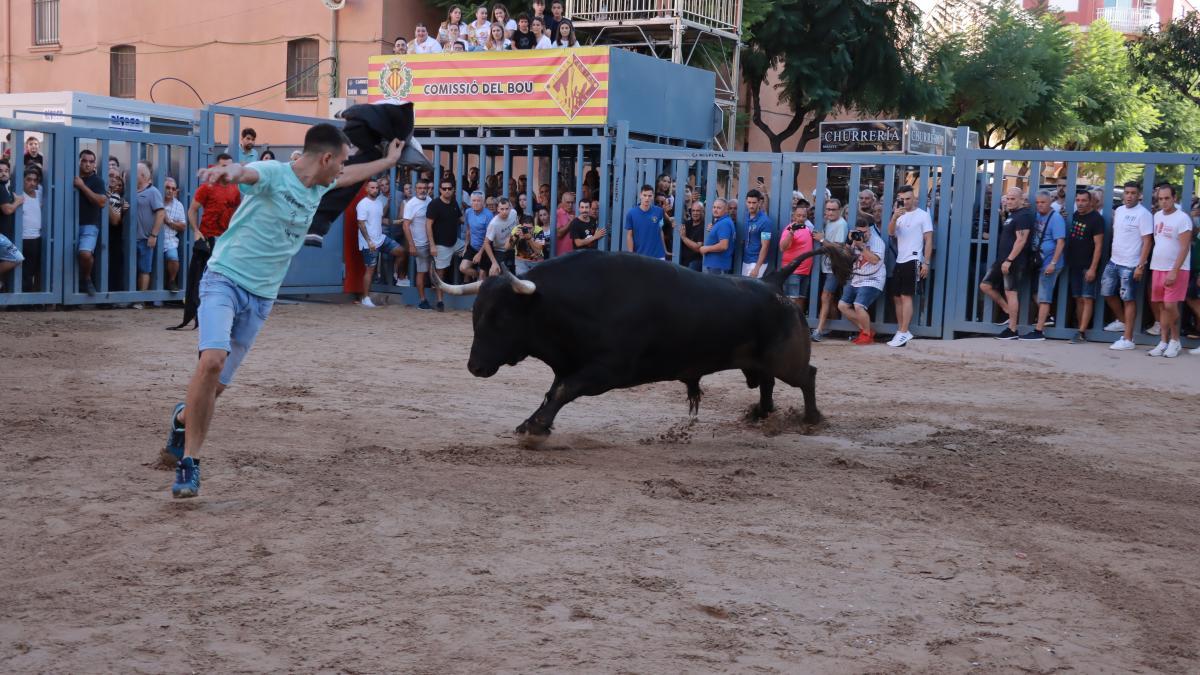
left=1095, top=6, right=1157, bottom=33
left=566, top=0, right=740, bottom=32
left=33, top=0, right=60, bottom=46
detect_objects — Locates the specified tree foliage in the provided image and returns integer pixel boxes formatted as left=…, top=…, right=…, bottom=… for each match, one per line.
left=1054, top=20, right=1159, bottom=152
left=922, top=2, right=1073, bottom=148
left=1132, top=10, right=1200, bottom=109
left=741, top=0, right=938, bottom=153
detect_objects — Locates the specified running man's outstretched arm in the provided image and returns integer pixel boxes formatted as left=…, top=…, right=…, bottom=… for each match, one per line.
left=337, top=139, right=405, bottom=187
left=198, top=163, right=261, bottom=187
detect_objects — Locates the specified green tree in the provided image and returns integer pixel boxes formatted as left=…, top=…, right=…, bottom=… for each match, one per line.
left=923, top=2, right=1073, bottom=148
left=1054, top=20, right=1158, bottom=152
left=1132, top=10, right=1200, bottom=108
left=741, top=0, right=938, bottom=153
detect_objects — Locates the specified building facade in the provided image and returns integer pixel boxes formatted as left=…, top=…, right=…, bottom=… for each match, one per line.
left=1026, top=0, right=1200, bottom=33
left=2, top=0, right=439, bottom=141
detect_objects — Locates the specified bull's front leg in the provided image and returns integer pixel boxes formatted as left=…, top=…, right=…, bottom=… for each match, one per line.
left=516, top=376, right=576, bottom=442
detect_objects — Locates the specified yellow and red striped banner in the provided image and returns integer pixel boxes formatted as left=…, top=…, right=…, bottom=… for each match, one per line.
left=368, top=48, right=609, bottom=127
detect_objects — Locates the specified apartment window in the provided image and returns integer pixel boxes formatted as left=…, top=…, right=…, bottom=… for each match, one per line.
left=286, top=39, right=319, bottom=99
left=110, top=45, right=136, bottom=98
left=33, top=0, right=60, bottom=46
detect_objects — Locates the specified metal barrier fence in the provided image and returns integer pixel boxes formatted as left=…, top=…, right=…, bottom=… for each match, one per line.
left=1, top=117, right=199, bottom=307
left=619, top=147, right=954, bottom=338
left=946, top=138, right=1200, bottom=345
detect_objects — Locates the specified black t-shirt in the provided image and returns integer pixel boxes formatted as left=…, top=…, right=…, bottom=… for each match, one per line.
left=679, top=215, right=704, bottom=267
left=996, top=206, right=1034, bottom=264
left=512, top=29, right=537, bottom=49
left=1067, top=209, right=1105, bottom=269
left=569, top=217, right=598, bottom=249
left=78, top=173, right=105, bottom=226
left=0, top=182, right=14, bottom=238
left=544, top=15, right=561, bottom=39
left=426, top=197, right=463, bottom=247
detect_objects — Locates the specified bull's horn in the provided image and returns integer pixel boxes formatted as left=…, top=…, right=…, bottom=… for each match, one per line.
left=430, top=272, right=482, bottom=296
left=503, top=268, right=537, bottom=295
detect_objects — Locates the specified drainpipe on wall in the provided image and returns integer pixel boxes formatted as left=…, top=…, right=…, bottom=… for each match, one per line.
left=5, top=0, right=12, bottom=93
left=330, top=8, right=340, bottom=98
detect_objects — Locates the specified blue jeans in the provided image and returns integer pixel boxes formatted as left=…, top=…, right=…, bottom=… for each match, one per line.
left=78, top=225, right=99, bottom=253
left=0, top=234, right=23, bottom=263
left=821, top=271, right=841, bottom=294
left=136, top=239, right=155, bottom=274
left=704, top=267, right=729, bottom=275
left=197, top=270, right=275, bottom=386
left=1036, top=263, right=1063, bottom=304
left=360, top=235, right=403, bottom=267
left=784, top=274, right=811, bottom=299
left=1100, top=261, right=1137, bottom=302
left=1068, top=265, right=1097, bottom=298
left=839, top=283, right=882, bottom=309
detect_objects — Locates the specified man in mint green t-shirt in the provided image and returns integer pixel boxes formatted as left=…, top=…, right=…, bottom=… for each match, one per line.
left=161, top=123, right=404, bottom=499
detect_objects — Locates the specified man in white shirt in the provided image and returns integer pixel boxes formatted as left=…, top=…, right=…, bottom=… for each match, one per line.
left=483, top=197, right=519, bottom=275
left=1101, top=181, right=1154, bottom=346
left=403, top=179, right=436, bottom=307
left=887, top=185, right=933, bottom=347
left=1146, top=185, right=1193, bottom=357
left=162, top=177, right=188, bottom=294
left=410, top=24, right=443, bottom=53
left=356, top=178, right=403, bottom=308
left=837, top=219, right=887, bottom=345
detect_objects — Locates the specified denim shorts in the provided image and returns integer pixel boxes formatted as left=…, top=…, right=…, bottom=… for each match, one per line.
left=839, top=283, right=882, bottom=309
left=78, top=224, right=100, bottom=253
left=821, top=271, right=841, bottom=294
left=1036, top=263, right=1063, bottom=304
left=1068, top=265, right=1097, bottom=299
left=0, top=234, right=24, bottom=264
left=197, top=269, right=275, bottom=386
left=361, top=235, right=403, bottom=267
left=164, top=247, right=180, bottom=262
left=1100, top=261, right=1138, bottom=302
left=981, top=259, right=1024, bottom=292
left=784, top=274, right=811, bottom=299
left=704, top=267, right=730, bottom=275
left=136, top=239, right=155, bottom=274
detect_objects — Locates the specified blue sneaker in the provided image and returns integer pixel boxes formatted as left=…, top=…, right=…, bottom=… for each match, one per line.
left=162, top=402, right=186, bottom=465
left=417, top=299, right=432, bottom=310
left=172, top=457, right=201, bottom=498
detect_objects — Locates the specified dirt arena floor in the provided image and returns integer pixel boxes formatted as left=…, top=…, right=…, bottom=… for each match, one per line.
left=2, top=300, right=1199, bottom=673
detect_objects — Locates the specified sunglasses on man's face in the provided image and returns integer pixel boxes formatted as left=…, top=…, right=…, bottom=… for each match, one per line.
left=440, top=186, right=453, bottom=191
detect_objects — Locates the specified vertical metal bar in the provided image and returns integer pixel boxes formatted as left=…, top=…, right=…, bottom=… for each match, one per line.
left=918, top=165, right=930, bottom=211
left=1027, top=161, right=1041, bottom=206
left=433, top=144, right=442, bottom=193
left=549, top=143, right=559, bottom=257
left=525, top=143, right=535, bottom=220
left=575, top=144, right=584, bottom=207
left=98, top=139, right=111, bottom=294
left=880, top=164, right=895, bottom=228
left=672, top=157, right=687, bottom=267
left=153, top=143, right=169, bottom=292
left=814, top=163, right=828, bottom=227
left=1141, top=164, right=1155, bottom=209
left=502, top=144, right=511, bottom=199
left=127, top=140, right=140, bottom=293
left=733, top=161, right=750, bottom=271
left=598, top=140, right=611, bottom=250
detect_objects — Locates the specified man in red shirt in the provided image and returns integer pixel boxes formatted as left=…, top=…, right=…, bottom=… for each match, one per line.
left=168, top=153, right=242, bottom=330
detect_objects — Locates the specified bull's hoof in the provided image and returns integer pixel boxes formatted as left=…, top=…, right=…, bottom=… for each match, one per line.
left=745, top=403, right=774, bottom=421
left=803, top=409, right=824, bottom=425
left=515, top=421, right=551, bottom=448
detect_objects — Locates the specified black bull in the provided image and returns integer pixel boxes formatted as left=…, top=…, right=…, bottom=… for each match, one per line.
left=433, top=247, right=853, bottom=440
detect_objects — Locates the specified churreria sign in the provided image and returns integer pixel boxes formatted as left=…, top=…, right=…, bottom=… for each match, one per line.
left=819, top=121, right=905, bottom=153
left=368, top=48, right=610, bottom=127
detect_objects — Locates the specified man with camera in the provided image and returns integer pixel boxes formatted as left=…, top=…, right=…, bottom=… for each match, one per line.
left=837, top=219, right=887, bottom=345
left=887, top=185, right=933, bottom=348
left=779, top=203, right=816, bottom=310
left=812, top=196, right=851, bottom=341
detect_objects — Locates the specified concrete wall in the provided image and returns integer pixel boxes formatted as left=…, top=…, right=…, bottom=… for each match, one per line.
left=1, top=0, right=440, bottom=144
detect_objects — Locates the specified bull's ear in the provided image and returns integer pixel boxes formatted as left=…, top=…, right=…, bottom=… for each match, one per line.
left=504, top=270, right=536, bottom=295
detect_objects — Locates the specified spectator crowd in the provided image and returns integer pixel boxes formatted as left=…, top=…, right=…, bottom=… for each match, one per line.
left=390, top=2, right=582, bottom=55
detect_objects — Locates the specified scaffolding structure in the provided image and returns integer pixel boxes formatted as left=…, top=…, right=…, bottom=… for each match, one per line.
left=566, top=0, right=742, bottom=148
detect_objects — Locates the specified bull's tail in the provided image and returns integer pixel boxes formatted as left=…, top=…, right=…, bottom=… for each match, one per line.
left=763, top=244, right=855, bottom=293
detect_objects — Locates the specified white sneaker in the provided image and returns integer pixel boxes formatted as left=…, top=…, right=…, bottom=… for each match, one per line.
left=1191, top=345, right=1200, bottom=355
left=1147, top=341, right=1167, bottom=357
left=397, top=277, right=411, bottom=287
left=361, top=296, right=377, bottom=308
left=1146, top=322, right=1162, bottom=336
left=1109, top=338, right=1136, bottom=351
left=1103, top=320, right=1126, bottom=332
left=886, top=332, right=913, bottom=348
left=1164, top=340, right=1182, bottom=358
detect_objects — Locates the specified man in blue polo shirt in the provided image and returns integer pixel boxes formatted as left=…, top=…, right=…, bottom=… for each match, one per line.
left=160, top=124, right=404, bottom=499
left=624, top=184, right=667, bottom=260
left=460, top=191, right=493, bottom=281
left=701, top=198, right=736, bottom=274
left=742, top=188, right=774, bottom=278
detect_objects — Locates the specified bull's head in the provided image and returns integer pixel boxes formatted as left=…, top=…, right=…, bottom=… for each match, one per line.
left=433, top=270, right=537, bottom=378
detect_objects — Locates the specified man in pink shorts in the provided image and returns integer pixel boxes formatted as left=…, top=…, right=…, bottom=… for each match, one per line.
left=1147, top=185, right=1194, bottom=358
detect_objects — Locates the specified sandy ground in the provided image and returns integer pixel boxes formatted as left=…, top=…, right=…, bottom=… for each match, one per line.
left=2, top=300, right=1199, bottom=674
